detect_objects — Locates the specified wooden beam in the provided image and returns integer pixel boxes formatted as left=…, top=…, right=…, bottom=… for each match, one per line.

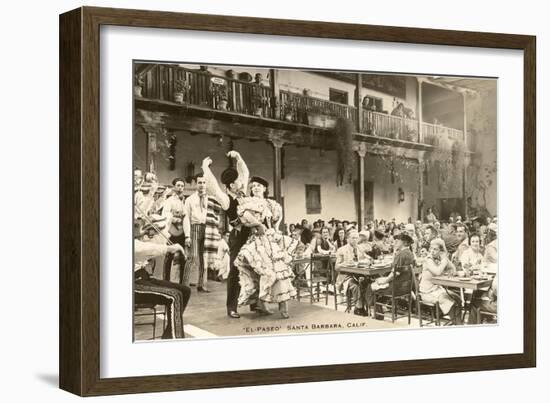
left=135, top=100, right=436, bottom=152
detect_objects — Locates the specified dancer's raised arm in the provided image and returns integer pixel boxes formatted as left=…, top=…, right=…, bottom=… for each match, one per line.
left=227, top=151, right=249, bottom=194
left=201, top=156, right=230, bottom=210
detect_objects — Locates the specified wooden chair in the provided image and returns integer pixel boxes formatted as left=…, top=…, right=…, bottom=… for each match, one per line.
left=373, top=265, right=414, bottom=323
left=293, top=257, right=312, bottom=302
left=134, top=295, right=166, bottom=340
left=307, top=255, right=331, bottom=305
left=411, top=270, right=441, bottom=327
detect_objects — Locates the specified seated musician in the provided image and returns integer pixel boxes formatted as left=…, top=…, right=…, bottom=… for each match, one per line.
left=335, top=229, right=372, bottom=316
left=365, top=233, right=415, bottom=319
left=134, top=218, right=191, bottom=339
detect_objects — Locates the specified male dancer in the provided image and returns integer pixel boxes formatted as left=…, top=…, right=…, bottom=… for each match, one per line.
left=201, top=151, right=264, bottom=318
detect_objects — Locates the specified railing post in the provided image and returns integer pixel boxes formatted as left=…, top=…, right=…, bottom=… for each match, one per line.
left=270, top=69, right=280, bottom=120
left=355, top=143, right=368, bottom=229
left=462, top=92, right=469, bottom=218
left=418, top=151, right=425, bottom=222
left=269, top=132, right=285, bottom=204
left=417, top=77, right=424, bottom=143
left=355, top=73, right=363, bottom=133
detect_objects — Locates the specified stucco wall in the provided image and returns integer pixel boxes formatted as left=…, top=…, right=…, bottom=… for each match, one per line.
left=464, top=83, right=498, bottom=216
left=135, top=126, right=432, bottom=224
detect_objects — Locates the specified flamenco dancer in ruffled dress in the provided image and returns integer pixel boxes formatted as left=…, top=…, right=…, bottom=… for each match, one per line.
left=201, top=155, right=298, bottom=319
left=235, top=176, right=297, bottom=319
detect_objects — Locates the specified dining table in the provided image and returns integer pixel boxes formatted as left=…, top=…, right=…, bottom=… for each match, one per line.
left=430, top=274, right=494, bottom=322
left=334, top=257, right=394, bottom=313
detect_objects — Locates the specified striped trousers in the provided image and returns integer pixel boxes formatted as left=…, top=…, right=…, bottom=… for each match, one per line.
left=183, top=224, right=206, bottom=288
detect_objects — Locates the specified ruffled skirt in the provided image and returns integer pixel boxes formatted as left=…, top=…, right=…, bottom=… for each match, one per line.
left=236, top=234, right=296, bottom=305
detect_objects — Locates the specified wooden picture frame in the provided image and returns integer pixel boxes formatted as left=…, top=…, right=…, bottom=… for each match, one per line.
left=59, top=6, right=536, bottom=396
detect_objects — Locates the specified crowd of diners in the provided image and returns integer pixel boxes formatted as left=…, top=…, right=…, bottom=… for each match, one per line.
left=280, top=212, right=498, bottom=325
left=133, top=156, right=498, bottom=339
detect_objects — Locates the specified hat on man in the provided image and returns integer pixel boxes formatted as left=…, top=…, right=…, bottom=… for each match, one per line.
left=395, top=233, right=414, bottom=246
left=249, top=176, right=269, bottom=188
left=404, top=223, right=415, bottom=232
left=488, top=222, right=498, bottom=233
left=359, top=230, right=370, bottom=239
left=221, top=167, right=238, bottom=186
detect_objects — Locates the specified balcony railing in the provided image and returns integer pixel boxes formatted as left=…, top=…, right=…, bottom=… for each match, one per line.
left=140, top=64, right=274, bottom=118
left=137, top=64, right=464, bottom=147
left=361, top=110, right=419, bottom=142
left=279, top=90, right=356, bottom=127
left=421, top=122, right=464, bottom=147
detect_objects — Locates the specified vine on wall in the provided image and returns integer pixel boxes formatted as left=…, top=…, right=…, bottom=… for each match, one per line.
left=333, top=118, right=354, bottom=186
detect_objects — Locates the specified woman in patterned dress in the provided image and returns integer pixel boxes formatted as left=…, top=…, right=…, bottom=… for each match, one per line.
left=234, top=176, right=297, bottom=319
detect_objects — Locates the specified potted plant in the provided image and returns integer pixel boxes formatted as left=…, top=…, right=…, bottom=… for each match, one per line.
left=134, top=75, right=144, bottom=97
left=238, top=71, right=253, bottom=82
left=304, top=102, right=338, bottom=128
left=210, top=82, right=229, bottom=110
left=173, top=78, right=191, bottom=104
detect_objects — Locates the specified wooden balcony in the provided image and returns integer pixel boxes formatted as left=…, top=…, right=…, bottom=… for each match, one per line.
left=421, top=122, right=464, bottom=147
left=139, top=64, right=274, bottom=119
left=136, top=64, right=464, bottom=150
left=361, top=110, right=419, bottom=142
left=279, top=90, right=356, bottom=128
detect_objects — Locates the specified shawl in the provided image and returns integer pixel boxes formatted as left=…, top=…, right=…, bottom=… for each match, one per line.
left=203, top=196, right=222, bottom=270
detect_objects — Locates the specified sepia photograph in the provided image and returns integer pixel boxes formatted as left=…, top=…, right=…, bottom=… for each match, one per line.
left=132, top=61, right=498, bottom=341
